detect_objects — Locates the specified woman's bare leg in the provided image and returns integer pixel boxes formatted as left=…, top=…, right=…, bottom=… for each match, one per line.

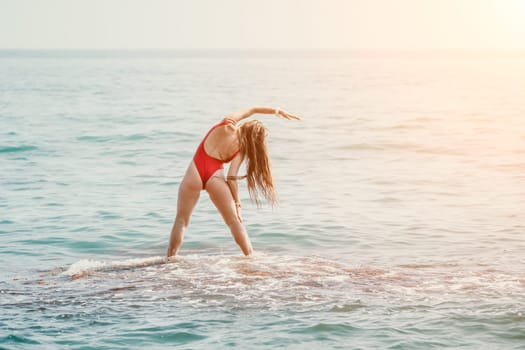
left=167, top=162, right=202, bottom=257
left=206, top=173, right=253, bottom=256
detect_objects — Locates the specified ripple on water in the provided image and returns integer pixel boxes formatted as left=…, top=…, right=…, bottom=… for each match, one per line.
left=0, top=334, right=41, bottom=346
left=0, top=145, right=38, bottom=153
left=329, top=303, right=366, bottom=313
left=290, top=322, right=358, bottom=335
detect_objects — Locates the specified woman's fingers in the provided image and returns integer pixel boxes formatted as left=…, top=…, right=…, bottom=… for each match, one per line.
left=284, top=112, right=301, bottom=120
left=279, top=110, right=302, bottom=120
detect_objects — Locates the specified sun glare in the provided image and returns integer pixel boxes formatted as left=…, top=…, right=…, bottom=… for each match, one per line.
left=504, top=0, right=525, bottom=34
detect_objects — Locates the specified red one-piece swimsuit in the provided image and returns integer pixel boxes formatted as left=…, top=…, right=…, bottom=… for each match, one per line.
left=193, top=120, right=240, bottom=188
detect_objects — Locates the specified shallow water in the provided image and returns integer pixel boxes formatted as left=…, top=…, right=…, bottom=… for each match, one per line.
left=1, top=49, right=525, bottom=349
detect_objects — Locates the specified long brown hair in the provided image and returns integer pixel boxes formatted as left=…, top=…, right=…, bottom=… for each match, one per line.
left=238, top=120, right=277, bottom=206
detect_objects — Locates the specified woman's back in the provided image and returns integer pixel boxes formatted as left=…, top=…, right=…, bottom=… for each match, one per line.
left=203, top=122, right=239, bottom=161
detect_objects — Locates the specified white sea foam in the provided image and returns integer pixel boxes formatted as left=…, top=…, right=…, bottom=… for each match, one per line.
left=62, top=256, right=167, bottom=277
left=58, top=252, right=525, bottom=308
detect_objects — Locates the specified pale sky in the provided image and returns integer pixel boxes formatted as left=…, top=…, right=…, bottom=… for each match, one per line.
left=1, top=0, right=525, bottom=49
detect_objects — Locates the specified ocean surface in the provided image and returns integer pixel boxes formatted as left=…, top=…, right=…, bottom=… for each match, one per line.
left=1, top=49, right=524, bottom=349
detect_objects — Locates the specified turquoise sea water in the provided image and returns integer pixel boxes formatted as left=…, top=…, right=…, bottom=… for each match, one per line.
left=1, top=49, right=525, bottom=349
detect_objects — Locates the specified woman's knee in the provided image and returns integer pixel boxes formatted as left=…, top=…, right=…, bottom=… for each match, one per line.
left=174, top=215, right=190, bottom=230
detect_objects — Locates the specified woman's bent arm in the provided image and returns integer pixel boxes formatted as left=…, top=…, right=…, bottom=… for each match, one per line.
left=226, top=107, right=301, bottom=123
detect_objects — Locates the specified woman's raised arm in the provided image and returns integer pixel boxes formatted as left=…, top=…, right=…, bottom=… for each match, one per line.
left=225, top=107, right=301, bottom=124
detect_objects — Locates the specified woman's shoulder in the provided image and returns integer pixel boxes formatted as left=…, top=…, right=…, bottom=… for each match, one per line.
left=221, top=116, right=237, bottom=126
left=216, top=118, right=237, bottom=133
left=208, top=119, right=236, bottom=138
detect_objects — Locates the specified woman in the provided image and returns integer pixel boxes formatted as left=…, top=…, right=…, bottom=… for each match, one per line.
left=167, top=107, right=301, bottom=258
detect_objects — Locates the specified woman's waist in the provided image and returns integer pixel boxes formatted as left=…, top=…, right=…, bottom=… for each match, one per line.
left=194, top=142, right=228, bottom=163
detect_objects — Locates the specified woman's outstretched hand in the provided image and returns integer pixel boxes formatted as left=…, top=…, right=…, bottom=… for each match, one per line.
left=277, top=109, right=301, bottom=121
